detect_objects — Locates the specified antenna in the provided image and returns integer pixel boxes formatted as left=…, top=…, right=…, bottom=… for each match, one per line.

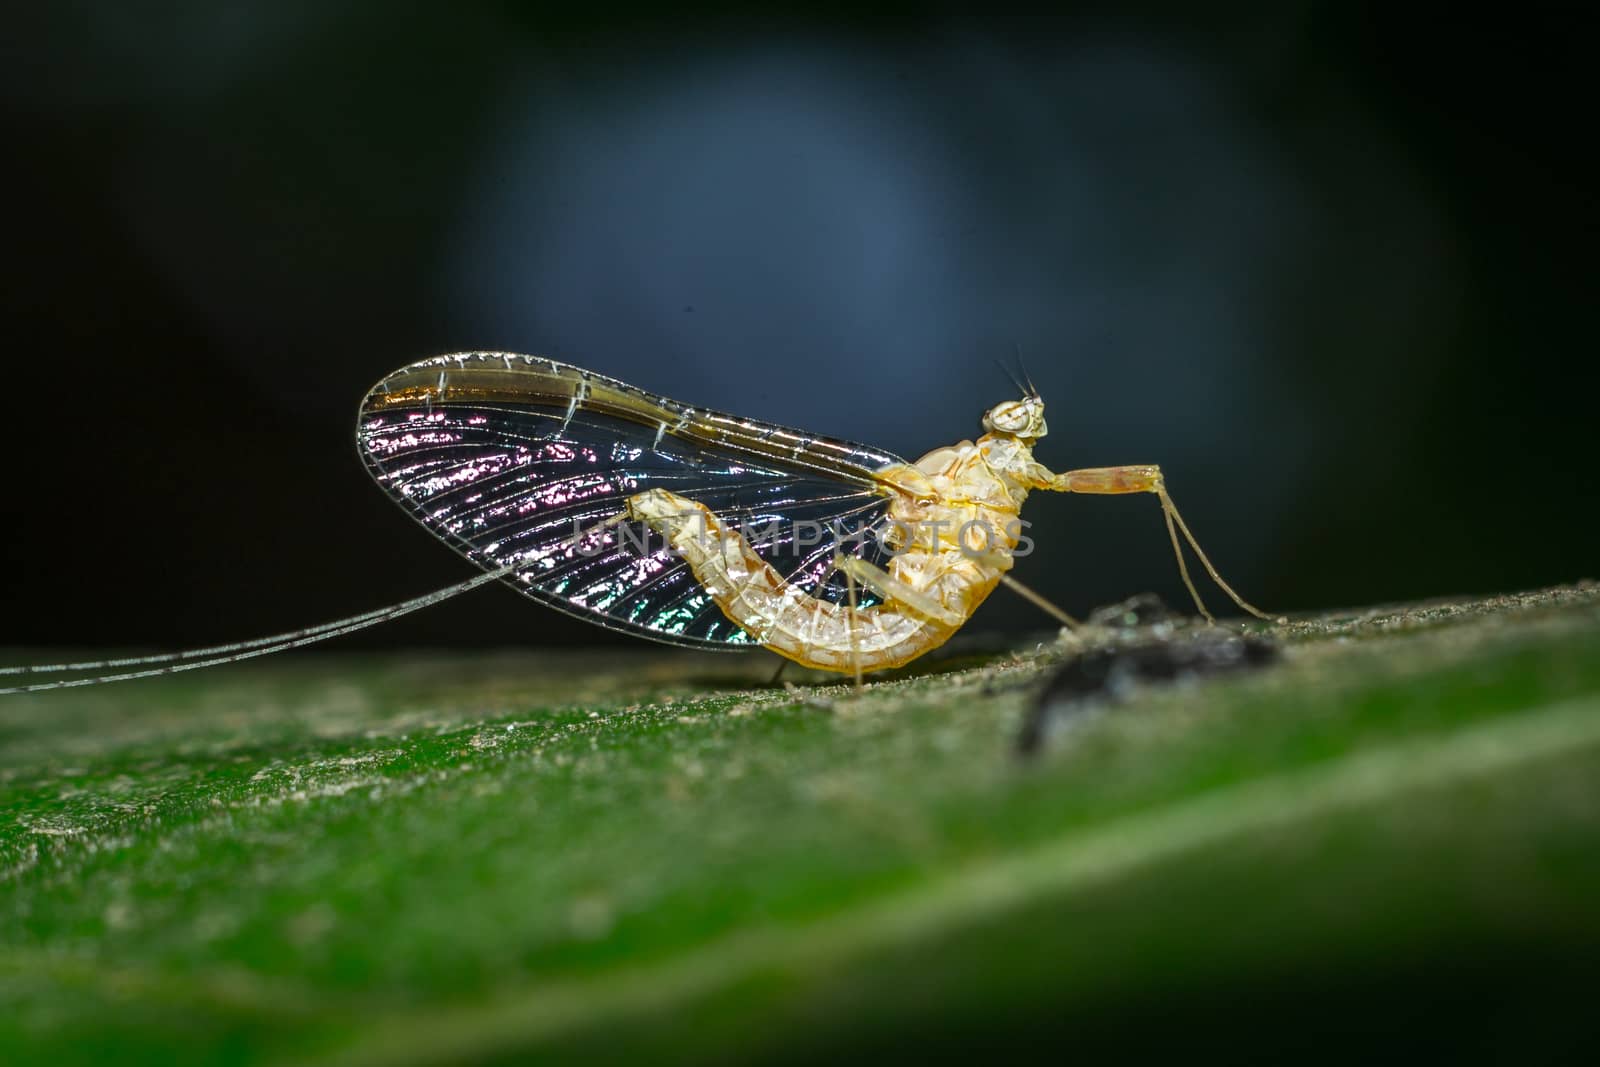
left=991, top=356, right=1028, bottom=398
left=1013, top=342, right=1039, bottom=398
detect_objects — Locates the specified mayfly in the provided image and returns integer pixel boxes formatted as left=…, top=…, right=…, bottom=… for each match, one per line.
left=2, top=352, right=1274, bottom=694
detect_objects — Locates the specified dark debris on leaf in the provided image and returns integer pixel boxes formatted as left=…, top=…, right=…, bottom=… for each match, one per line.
left=1018, top=596, right=1280, bottom=758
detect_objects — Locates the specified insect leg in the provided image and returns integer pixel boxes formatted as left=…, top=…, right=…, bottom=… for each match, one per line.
left=836, top=554, right=865, bottom=690
left=833, top=556, right=963, bottom=627
left=956, top=545, right=1083, bottom=629
left=1050, top=465, right=1279, bottom=624
left=999, top=573, right=1083, bottom=631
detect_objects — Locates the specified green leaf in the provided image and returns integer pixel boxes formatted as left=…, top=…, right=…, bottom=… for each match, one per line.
left=3, top=584, right=1598, bottom=1065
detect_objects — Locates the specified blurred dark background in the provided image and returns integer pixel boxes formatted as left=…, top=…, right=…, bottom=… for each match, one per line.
left=2, top=5, right=1592, bottom=652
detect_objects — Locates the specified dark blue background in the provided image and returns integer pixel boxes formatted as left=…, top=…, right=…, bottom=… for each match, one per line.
left=3, top=6, right=1592, bottom=650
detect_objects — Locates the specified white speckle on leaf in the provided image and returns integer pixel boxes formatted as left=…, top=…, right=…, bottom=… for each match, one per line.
left=286, top=903, right=337, bottom=948
left=567, top=894, right=615, bottom=940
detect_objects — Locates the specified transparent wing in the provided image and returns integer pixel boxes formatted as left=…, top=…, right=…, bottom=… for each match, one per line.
left=356, top=353, right=907, bottom=649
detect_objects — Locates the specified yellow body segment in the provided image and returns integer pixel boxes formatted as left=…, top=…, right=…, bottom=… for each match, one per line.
left=627, top=431, right=1059, bottom=672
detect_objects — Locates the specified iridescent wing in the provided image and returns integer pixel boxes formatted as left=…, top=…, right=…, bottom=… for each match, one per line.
left=356, top=353, right=907, bottom=649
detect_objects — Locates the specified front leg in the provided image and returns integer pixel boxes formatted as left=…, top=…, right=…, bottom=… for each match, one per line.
left=1051, top=464, right=1164, bottom=496
left=1037, top=463, right=1278, bottom=624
